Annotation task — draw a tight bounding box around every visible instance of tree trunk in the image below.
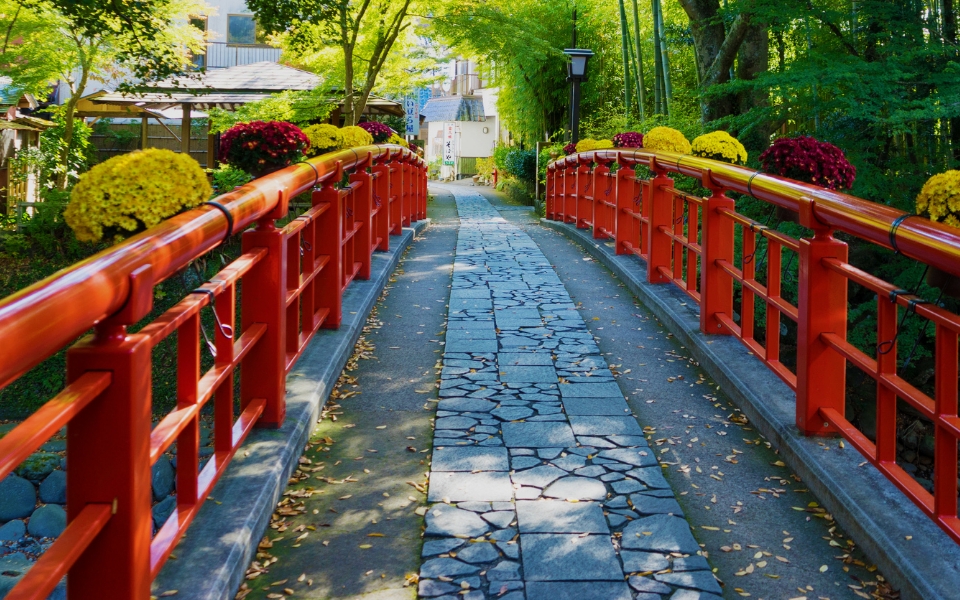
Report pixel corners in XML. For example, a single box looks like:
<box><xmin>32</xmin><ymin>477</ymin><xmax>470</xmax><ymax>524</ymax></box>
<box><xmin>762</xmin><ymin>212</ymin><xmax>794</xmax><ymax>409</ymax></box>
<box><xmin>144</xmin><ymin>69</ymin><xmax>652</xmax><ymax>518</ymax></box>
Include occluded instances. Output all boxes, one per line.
<box><xmin>651</xmin><ymin>0</ymin><xmax>663</xmax><ymax>113</ymax></box>
<box><xmin>656</xmin><ymin>0</ymin><xmax>672</xmax><ymax>117</ymax></box>
<box><xmin>618</xmin><ymin>0</ymin><xmax>633</xmax><ymax>119</ymax></box>
<box><xmin>735</xmin><ymin>22</ymin><xmax>770</xmax><ymax>147</ymax></box>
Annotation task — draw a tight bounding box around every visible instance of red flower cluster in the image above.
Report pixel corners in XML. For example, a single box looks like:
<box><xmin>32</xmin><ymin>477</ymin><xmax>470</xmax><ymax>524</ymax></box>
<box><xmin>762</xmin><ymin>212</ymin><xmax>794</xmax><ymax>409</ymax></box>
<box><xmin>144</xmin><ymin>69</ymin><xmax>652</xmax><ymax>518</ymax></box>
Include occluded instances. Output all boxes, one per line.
<box><xmin>612</xmin><ymin>131</ymin><xmax>643</xmax><ymax>148</ymax></box>
<box><xmin>759</xmin><ymin>136</ymin><xmax>856</xmax><ymax>190</ymax></box>
<box><xmin>220</xmin><ymin>121</ymin><xmax>310</xmax><ymax>176</ymax></box>
<box><xmin>408</xmin><ymin>141</ymin><xmax>420</xmax><ymax>154</ymax></box>
<box><xmin>357</xmin><ymin>121</ymin><xmax>394</xmax><ymax>143</ymax></box>
<box><xmin>563</xmin><ymin>142</ymin><xmax>577</xmax><ymax>155</ymax></box>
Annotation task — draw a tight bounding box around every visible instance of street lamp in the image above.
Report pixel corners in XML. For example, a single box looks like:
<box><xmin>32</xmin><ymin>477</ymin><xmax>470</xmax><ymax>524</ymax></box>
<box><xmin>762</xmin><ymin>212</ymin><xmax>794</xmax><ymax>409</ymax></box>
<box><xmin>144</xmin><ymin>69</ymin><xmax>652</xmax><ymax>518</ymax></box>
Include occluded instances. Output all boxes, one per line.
<box><xmin>564</xmin><ymin>48</ymin><xmax>593</xmax><ymax>145</ymax></box>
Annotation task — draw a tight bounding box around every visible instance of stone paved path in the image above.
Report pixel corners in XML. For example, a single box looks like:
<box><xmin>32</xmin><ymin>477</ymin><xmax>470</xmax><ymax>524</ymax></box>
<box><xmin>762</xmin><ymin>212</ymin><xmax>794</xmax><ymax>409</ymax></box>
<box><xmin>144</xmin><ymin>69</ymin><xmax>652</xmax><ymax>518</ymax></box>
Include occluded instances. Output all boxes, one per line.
<box><xmin>418</xmin><ymin>187</ymin><xmax>722</xmax><ymax>600</ymax></box>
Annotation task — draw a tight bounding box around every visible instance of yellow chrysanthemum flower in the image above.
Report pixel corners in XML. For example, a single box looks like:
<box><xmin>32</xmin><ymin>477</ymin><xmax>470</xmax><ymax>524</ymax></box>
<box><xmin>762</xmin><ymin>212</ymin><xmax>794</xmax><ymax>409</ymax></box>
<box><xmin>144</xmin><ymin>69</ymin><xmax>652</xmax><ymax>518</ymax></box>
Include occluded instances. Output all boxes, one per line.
<box><xmin>691</xmin><ymin>131</ymin><xmax>748</xmax><ymax>165</ymax></box>
<box><xmin>339</xmin><ymin>126</ymin><xmax>374</xmax><ymax>149</ymax></box>
<box><xmin>386</xmin><ymin>132</ymin><xmax>406</xmax><ymax>146</ymax></box>
<box><xmin>302</xmin><ymin>124</ymin><xmax>342</xmax><ymax>157</ymax></box>
<box><xmin>916</xmin><ymin>170</ymin><xmax>960</xmax><ymax>226</ymax></box>
<box><xmin>644</xmin><ymin>126</ymin><xmax>692</xmax><ymax>154</ymax></box>
<box><xmin>64</xmin><ymin>149</ymin><xmax>211</xmax><ymax>243</ymax></box>
<box><xmin>575</xmin><ymin>139</ymin><xmax>613</xmax><ymax>153</ymax></box>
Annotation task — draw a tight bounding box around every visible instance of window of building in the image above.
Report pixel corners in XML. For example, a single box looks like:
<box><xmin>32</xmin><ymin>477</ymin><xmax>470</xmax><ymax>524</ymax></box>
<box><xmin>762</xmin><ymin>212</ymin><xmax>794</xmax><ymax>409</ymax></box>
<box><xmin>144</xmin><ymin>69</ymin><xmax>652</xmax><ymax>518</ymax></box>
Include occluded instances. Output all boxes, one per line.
<box><xmin>227</xmin><ymin>15</ymin><xmax>265</xmax><ymax>45</ymax></box>
<box><xmin>189</xmin><ymin>16</ymin><xmax>207</xmax><ymax>68</ymax></box>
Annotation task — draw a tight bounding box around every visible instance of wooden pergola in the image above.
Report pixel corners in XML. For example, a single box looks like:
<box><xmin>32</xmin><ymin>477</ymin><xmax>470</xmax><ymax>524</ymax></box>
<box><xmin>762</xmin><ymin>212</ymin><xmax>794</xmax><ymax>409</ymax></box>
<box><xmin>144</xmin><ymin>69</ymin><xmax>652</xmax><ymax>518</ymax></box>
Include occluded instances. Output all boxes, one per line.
<box><xmin>81</xmin><ymin>62</ymin><xmax>404</xmax><ymax>168</ymax></box>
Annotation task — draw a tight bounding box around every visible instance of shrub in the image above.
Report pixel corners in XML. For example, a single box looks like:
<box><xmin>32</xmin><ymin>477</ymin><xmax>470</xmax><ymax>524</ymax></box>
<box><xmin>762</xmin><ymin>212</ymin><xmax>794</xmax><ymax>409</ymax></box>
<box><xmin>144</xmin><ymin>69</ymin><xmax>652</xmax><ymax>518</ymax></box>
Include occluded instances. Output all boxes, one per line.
<box><xmin>916</xmin><ymin>170</ymin><xmax>960</xmax><ymax>228</ymax></box>
<box><xmin>691</xmin><ymin>131</ymin><xmax>747</xmax><ymax>165</ymax></box>
<box><xmin>492</xmin><ymin>144</ymin><xmax>511</xmax><ymax>173</ymax></box>
<box><xmin>759</xmin><ymin>136</ymin><xmax>856</xmax><ymax>190</ymax></box>
<box><xmin>504</xmin><ymin>149</ymin><xmax>537</xmax><ymax>183</ymax></box>
<box><xmin>643</xmin><ymin>127</ymin><xmax>692</xmax><ymax>154</ymax></box>
<box><xmin>612</xmin><ymin>132</ymin><xmax>643</xmax><ymax>148</ymax></box>
<box><xmin>339</xmin><ymin>125</ymin><xmax>374</xmax><ymax>149</ymax></box>
<box><xmin>302</xmin><ymin>124</ymin><xmax>342</xmax><ymax>156</ymax></box>
<box><xmin>219</xmin><ymin>121</ymin><xmax>310</xmax><ymax>176</ymax></box>
<box><xmin>476</xmin><ymin>156</ymin><xmax>496</xmax><ymax>180</ymax></box>
<box><xmin>562</xmin><ymin>142</ymin><xmax>577</xmax><ymax>154</ymax></box>
<box><xmin>64</xmin><ymin>149</ymin><xmax>211</xmax><ymax>243</ymax></box>
<box><xmin>358</xmin><ymin>121</ymin><xmax>394</xmax><ymax>143</ymax></box>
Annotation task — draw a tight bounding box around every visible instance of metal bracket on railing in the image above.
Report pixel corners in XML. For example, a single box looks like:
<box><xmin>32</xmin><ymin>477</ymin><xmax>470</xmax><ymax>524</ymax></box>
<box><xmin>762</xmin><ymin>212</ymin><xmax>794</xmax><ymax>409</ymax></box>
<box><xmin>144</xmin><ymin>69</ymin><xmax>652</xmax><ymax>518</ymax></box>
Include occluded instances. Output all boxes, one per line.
<box><xmin>888</xmin><ymin>213</ymin><xmax>917</xmax><ymax>255</ymax></box>
<box><xmin>297</xmin><ymin>160</ymin><xmax>321</xmax><ymax>189</ymax></box>
<box><xmin>190</xmin><ymin>287</ymin><xmax>234</xmax><ymax>358</ymax></box>
<box><xmin>742</xmin><ymin>223</ymin><xmax>770</xmax><ymax>265</ymax></box>
<box><xmin>300</xmin><ymin>240</ymin><xmax>312</xmax><ymax>257</ymax></box>
<box><xmin>746</xmin><ymin>170</ymin><xmax>763</xmax><ymax>199</ymax></box>
<box><xmin>201</xmin><ymin>201</ymin><xmax>235</xmax><ymax>248</ymax></box>
<box><xmin>877</xmin><ymin>292</ymin><xmax>932</xmax><ymax>355</ymax></box>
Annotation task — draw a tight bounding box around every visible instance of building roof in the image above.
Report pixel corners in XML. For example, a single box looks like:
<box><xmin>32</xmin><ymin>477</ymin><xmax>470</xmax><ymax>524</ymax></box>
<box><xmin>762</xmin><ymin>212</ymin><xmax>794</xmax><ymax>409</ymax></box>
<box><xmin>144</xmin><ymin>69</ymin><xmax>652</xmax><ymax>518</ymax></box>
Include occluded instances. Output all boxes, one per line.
<box><xmin>88</xmin><ymin>62</ymin><xmax>404</xmax><ymax>116</ymax></box>
<box><xmin>422</xmin><ymin>96</ymin><xmax>486</xmax><ymax>123</ymax></box>
<box><xmin>146</xmin><ymin>62</ymin><xmax>321</xmax><ymax>93</ymax></box>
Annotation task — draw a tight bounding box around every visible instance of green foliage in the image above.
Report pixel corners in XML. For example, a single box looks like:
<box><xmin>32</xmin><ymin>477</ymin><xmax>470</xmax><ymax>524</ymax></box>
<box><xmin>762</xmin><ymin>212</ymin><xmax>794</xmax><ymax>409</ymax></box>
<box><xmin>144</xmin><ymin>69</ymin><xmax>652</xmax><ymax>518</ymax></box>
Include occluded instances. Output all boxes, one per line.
<box><xmin>504</xmin><ymin>149</ymin><xmax>537</xmax><ymax>183</ymax></box>
<box><xmin>209</xmin><ymin>165</ymin><xmax>254</xmax><ymax>194</ymax></box>
<box><xmin>492</xmin><ymin>144</ymin><xmax>511</xmax><ymax>173</ymax></box>
<box><xmin>91</xmin><ymin>119</ymin><xmax>140</xmax><ymax>151</ymax></box>
<box><xmin>208</xmin><ymin>88</ymin><xmax>336</xmax><ymax>134</ymax></box>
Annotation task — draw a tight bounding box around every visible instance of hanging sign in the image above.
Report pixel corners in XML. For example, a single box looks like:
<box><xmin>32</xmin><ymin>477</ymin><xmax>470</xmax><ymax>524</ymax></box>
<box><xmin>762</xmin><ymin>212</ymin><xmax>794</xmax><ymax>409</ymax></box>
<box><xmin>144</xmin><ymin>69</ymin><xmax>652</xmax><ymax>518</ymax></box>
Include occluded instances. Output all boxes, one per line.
<box><xmin>404</xmin><ymin>96</ymin><xmax>418</xmax><ymax>136</ymax></box>
<box><xmin>443</xmin><ymin>123</ymin><xmax>456</xmax><ymax>166</ymax></box>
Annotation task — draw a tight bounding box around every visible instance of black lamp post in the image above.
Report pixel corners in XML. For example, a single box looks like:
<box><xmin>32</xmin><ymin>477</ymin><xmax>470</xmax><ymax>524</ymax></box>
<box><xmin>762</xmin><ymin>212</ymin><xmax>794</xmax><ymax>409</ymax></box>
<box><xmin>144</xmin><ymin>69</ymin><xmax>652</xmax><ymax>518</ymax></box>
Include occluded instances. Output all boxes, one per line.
<box><xmin>564</xmin><ymin>48</ymin><xmax>594</xmax><ymax>145</ymax></box>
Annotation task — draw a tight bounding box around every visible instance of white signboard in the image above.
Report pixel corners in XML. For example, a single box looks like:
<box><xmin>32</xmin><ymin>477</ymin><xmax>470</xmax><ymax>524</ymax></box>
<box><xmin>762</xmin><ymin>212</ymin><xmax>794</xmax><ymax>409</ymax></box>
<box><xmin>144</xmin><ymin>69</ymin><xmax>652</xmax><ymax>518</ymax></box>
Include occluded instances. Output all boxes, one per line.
<box><xmin>404</xmin><ymin>96</ymin><xmax>418</xmax><ymax>136</ymax></box>
<box><xmin>443</xmin><ymin>123</ymin><xmax>456</xmax><ymax>166</ymax></box>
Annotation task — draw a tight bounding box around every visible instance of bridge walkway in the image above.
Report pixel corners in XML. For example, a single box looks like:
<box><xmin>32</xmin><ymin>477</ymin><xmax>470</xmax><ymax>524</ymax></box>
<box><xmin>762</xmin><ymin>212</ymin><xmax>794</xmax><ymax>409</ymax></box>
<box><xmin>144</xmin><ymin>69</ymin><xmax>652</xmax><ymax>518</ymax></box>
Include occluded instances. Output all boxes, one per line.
<box><xmin>235</xmin><ymin>183</ymin><xmax>893</xmax><ymax>600</ymax></box>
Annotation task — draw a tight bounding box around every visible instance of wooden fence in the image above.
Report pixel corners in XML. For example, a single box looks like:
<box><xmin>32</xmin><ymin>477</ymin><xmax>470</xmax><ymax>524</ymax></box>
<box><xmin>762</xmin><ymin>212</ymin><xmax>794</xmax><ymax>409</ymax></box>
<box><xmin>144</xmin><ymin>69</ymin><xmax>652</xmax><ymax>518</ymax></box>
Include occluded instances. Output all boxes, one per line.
<box><xmin>89</xmin><ymin>123</ymin><xmax>212</xmax><ymax>166</ymax></box>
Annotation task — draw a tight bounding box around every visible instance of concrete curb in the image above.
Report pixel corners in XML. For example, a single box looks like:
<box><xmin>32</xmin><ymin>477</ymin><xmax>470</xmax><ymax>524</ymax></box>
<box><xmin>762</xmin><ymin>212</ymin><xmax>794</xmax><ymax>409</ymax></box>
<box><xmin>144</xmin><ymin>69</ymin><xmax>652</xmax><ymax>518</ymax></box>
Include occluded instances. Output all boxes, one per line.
<box><xmin>541</xmin><ymin>218</ymin><xmax>960</xmax><ymax>600</ymax></box>
<box><xmin>153</xmin><ymin>220</ymin><xmax>429</xmax><ymax>600</ymax></box>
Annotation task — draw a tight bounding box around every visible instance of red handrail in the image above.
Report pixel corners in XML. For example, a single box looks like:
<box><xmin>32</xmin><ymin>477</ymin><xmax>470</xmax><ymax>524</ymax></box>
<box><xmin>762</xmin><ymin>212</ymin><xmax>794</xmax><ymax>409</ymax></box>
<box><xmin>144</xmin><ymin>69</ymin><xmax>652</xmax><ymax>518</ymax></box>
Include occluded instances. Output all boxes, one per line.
<box><xmin>552</xmin><ymin>149</ymin><xmax>960</xmax><ymax>277</ymax></box>
<box><xmin>0</xmin><ymin>144</ymin><xmax>426</xmax><ymax>599</ymax></box>
<box><xmin>547</xmin><ymin>149</ymin><xmax>960</xmax><ymax>544</ymax></box>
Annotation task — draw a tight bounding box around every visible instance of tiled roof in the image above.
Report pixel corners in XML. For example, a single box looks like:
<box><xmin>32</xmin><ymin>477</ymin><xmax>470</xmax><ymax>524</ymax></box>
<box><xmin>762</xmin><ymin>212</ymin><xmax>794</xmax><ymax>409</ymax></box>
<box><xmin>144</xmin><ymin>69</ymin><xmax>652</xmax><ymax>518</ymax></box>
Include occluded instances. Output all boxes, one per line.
<box><xmin>148</xmin><ymin>62</ymin><xmax>321</xmax><ymax>92</ymax></box>
<box><xmin>422</xmin><ymin>96</ymin><xmax>486</xmax><ymax>123</ymax></box>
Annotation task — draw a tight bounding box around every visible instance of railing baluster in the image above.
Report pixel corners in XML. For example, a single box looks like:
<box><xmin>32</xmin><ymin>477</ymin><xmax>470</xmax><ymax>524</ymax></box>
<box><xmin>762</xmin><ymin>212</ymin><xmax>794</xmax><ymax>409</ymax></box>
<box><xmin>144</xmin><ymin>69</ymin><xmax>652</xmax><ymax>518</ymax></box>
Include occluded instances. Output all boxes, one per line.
<box><xmin>796</xmin><ymin>201</ymin><xmax>849</xmax><ymax>436</ymax></box>
<box><xmin>699</xmin><ymin>172</ymin><xmax>735</xmax><ymax>334</ymax></box>
<box><xmin>646</xmin><ymin>159</ymin><xmax>673</xmax><ymax>284</ymax></box>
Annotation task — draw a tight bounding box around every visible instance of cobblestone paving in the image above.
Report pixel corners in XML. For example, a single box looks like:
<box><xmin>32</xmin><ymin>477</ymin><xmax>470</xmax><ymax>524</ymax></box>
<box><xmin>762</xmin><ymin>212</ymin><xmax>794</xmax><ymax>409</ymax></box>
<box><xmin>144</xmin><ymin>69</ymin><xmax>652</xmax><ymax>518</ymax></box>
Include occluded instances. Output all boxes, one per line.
<box><xmin>418</xmin><ymin>188</ymin><xmax>722</xmax><ymax>600</ymax></box>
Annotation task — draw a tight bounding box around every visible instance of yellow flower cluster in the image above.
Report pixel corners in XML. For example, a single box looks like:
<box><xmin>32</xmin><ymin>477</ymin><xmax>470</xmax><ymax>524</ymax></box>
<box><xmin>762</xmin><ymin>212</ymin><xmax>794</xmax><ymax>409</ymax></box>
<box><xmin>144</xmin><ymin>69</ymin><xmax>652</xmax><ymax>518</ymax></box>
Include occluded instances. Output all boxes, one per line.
<box><xmin>692</xmin><ymin>131</ymin><xmax>748</xmax><ymax>165</ymax></box>
<box><xmin>916</xmin><ymin>170</ymin><xmax>960</xmax><ymax>229</ymax></box>
<box><xmin>575</xmin><ymin>139</ymin><xmax>614</xmax><ymax>152</ymax></box>
<box><xmin>65</xmin><ymin>149</ymin><xmax>211</xmax><ymax>243</ymax></box>
<box><xmin>339</xmin><ymin>126</ymin><xmax>374</xmax><ymax>149</ymax></box>
<box><xmin>302</xmin><ymin>124</ymin><xmax>342</xmax><ymax>157</ymax></box>
<box><xmin>644</xmin><ymin>127</ymin><xmax>692</xmax><ymax>154</ymax></box>
<box><xmin>386</xmin><ymin>132</ymin><xmax>406</xmax><ymax>145</ymax></box>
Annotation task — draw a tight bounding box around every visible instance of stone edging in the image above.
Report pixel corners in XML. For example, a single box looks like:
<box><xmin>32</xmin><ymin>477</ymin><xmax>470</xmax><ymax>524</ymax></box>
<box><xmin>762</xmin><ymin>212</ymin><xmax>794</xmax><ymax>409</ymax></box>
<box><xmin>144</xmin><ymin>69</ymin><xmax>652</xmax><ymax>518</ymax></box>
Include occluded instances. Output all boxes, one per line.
<box><xmin>153</xmin><ymin>220</ymin><xmax>429</xmax><ymax>599</ymax></box>
<box><xmin>541</xmin><ymin>218</ymin><xmax>960</xmax><ymax>600</ymax></box>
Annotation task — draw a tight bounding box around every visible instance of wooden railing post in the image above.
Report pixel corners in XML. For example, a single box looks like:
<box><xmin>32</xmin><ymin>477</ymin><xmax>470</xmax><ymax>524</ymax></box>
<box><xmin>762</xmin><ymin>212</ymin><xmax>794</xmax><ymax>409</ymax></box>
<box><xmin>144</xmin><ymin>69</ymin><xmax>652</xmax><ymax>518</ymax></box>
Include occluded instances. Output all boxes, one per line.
<box><xmin>240</xmin><ymin>190</ymin><xmax>289</xmax><ymax>427</ymax></box>
<box><xmin>646</xmin><ymin>158</ymin><xmax>674</xmax><ymax>283</ymax></box>
<box><xmin>65</xmin><ymin>266</ymin><xmax>154</xmax><ymax>598</ymax></box>
<box><xmin>796</xmin><ymin>198</ymin><xmax>848</xmax><ymax>435</ymax></box>
<box><xmin>575</xmin><ymin>158</ymin><xmax>592</xmax><ymax>229</ymax></box>
<box><xmin>372</xmin><ymin>155</ymin><xmax>391</xmax><ymax>251</ymax></box>
<box><xmin>351</xmin><ymin>154</ymin><xmax>373</xmax><ymax>280</ymax></box>
<box><xmin>592</xmin><ymin>157</ymin><xmax>613</xmax><ymax>239</ymax></box>
<box><xmin>389</xmin><ymin>156</ymin><xmax>402</xmax><ymax>235</ymax></box>
<box><xmin>699</xmin><ymin>170</ymin><xmax>736</xmax><ymax>334</ymax></box>
<box><xmin>545</xmin><ymin>166</ymin><xmax>556</xmax><ymax>221</ymax></box>
<box><xmin>615</xmin><ymin>158</ymin><xmax>639</xmax><ymax>255</ymax></box>
<box><xmin>316</xmin><ymin>166</ymin><xmax>344</xmax><ymax>328</ymax></box>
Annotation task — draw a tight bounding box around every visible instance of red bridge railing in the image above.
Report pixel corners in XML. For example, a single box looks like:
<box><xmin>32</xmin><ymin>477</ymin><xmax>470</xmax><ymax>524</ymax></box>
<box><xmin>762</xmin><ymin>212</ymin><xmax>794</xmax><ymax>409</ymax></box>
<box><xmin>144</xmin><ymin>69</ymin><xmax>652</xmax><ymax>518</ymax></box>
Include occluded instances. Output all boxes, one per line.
<box><xmin>547</xmin><ymin>149</ymin><xmax>960</xmax><ymax>544</ymax></box>
<box><xmin>0</xmin><ymin>145</ymin><xmax>426</xmax><ymax>599</ymax></box>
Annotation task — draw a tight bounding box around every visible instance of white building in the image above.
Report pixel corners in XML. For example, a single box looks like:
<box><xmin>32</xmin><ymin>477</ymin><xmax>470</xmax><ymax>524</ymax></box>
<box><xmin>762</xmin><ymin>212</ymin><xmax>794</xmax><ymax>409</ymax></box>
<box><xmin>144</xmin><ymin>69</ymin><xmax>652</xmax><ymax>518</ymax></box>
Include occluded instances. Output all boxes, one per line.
<box><xmin>421</xmin><ymin>59</ymin><xmax>507</xmax><ymax>180</ymax></box>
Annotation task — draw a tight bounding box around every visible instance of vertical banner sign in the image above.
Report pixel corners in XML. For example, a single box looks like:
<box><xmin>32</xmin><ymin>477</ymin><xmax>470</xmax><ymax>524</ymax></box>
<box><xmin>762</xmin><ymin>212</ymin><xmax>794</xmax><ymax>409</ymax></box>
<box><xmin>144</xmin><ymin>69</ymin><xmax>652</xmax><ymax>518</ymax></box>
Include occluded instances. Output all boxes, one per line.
<box><xmin>443</xmin><ymin>123</ymin><xmax>456</xmax><ymax>166</ymax></box>
<box><xmin>404</xmin><ymin>96</ymin><xmax>418</xmax><ymax>136</ymax></box>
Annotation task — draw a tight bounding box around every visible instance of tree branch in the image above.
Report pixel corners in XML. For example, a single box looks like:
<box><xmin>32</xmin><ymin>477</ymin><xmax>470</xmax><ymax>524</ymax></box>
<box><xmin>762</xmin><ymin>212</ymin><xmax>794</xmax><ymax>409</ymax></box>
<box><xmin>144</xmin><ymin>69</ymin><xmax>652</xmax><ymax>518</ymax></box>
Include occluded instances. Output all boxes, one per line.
<box><xmin>702</xmin><ymin>12</ymin><xmax>752</xmax><ymax>87</ymax></box>
<box><xmin>2</xmin><ymin>2</ymin><xmax>22</xmax><ymax>55</ymax></box>
<box><xmin>803</xmin><ymin>0</ymin><xmax>859</xmax><ymax>57</ymax></box>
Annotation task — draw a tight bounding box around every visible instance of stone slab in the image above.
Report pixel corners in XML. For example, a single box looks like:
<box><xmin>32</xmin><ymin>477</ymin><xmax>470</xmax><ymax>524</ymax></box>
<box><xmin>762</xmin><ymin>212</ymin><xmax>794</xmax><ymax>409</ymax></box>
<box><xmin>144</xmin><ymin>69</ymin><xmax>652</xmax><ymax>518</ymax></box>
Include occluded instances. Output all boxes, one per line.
<box><xmin>499</xmin><ymin>366</ymin><xmax>557</xmax><ymax>384</ymax></box>
<box><xmin>432</xmin><ymin>446</ymin><xmax>509</xmax><ymax>472</ymax></box>
<box><xmin>561</xmin><ymin>396</ymin><xmax>631</xmax><ymax>416</ymax></box>
<box><xmin>521</xmin><ymin>534</ymin><xmax>624</xmax><ymax>581</ymax></box>
<box><xmin>428</xmin><ymin>472</ymin><xmax>514</xmax><ymax>502</ymax></box>
<box><xmin>499</xmin><ymin>353</ymin><xmax>554</xmax><ymax>366</ymax></box>
<box><xmin>558</xmin><ymin>382</ymin><xmax>624</xmax><ymax>398</ymax></box>
<box><xmin>568</xmin><ymin>416</ymin><xmax>644</xmax><ymax>436</ymax></box>
<box><xmin>525</xmin><ymin>582</ymin><xmax>632</xmax><ymax>600</ymax></box>
<box><xmin>515</xmin><ymin>500</ymin><xmax>609</xmax><ymax>534</ymax></box>
<box><xmin>502</xmin><ymin>422</ymin><xmax>576</xmax><ymax>448</ymax></box>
